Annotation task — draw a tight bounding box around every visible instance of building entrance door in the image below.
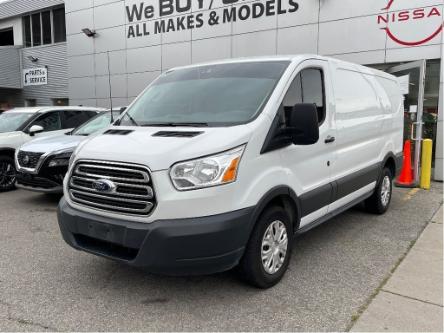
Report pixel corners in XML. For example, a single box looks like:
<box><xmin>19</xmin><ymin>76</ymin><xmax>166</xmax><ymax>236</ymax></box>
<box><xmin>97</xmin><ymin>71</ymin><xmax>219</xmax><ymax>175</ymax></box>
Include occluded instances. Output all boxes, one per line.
<box><xmin>387</xmin><ymin>60</ymin><xmax>426</xmax><ymax>184</ymax></box>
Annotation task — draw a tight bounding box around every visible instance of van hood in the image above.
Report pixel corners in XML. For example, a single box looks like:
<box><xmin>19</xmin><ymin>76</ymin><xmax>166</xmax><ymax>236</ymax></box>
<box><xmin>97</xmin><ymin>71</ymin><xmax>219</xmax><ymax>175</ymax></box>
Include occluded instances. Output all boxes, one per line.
<box><xmin>75</xmin><ymin>126</ymin><xmax>253</xmax><ymax>171</ymax></box>
<box><xmin>20</xmin><ymin>134</ymin><xmax>85</xmax><ymax>154</ymax></box>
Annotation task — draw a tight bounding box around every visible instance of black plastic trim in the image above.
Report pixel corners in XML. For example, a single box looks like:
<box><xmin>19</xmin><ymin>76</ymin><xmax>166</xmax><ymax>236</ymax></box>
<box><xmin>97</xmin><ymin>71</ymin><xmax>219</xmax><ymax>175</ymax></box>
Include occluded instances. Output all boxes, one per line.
<box><xmin>299</xmin><ymin>183</ymin><xmax>333</xmax><ymax>217</ymax></box>
<box><xmin>152</xmin><ymin>131</ymin><xmax>204</xmax><ymax>138</ymax></box>
<box><xmin>335</xmin><ymin>164</ymin><xmax>379</xmax><ymax>201</ymax></box>
<box><xmin>299</xmin><ymin>162</ymin><xmax>380</xmax><ymax>218</ymax></box>
<box><xmin>394</xmin><ymin>152</ymin><xmax>403</xmax><ymax>176</ymax></box>
<box><xmin>296</xmin><ymin>191</ymin><xmax>373</xmax><ymax>235</ymax></box>
<box><xmin>260</xmin><ymin>107</ymin><xmax>292</xmax><ymax>154</ymax></box>
<box><xmin>250</xmin><ymin>185</ymin><xmax>302</xmax><ymax>231</ymax></box>
<box><xmin>58</xmin><ymin>198</ymin><xmax>255</xmax><ymax>275</ymax></box>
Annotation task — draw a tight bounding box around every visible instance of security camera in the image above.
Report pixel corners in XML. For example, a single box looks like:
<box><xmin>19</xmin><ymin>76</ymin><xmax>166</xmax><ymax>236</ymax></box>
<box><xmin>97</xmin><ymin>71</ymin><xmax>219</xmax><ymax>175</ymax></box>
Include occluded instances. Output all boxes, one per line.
<box><xmin>27</xmin><ymin>56</ymin><xmax>39</xmax><ymax>63</ymax></box>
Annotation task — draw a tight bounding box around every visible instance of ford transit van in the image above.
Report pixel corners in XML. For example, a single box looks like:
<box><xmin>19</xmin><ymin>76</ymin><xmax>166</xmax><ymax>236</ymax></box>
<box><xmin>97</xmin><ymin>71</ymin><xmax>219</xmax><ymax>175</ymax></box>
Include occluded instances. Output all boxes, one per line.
<box><xmin>57</xmin><ymin>55</ymin><xmax>403</xmax><ymax>288</ymax></box>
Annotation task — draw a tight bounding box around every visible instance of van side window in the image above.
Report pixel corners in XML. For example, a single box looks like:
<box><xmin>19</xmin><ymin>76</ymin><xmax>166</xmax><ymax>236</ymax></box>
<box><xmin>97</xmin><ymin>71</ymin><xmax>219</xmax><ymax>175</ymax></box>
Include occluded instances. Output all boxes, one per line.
<box><xmin>283</xmin><ymin>68</ymin><xmax>326</xmax><ymax>124</ymax></box>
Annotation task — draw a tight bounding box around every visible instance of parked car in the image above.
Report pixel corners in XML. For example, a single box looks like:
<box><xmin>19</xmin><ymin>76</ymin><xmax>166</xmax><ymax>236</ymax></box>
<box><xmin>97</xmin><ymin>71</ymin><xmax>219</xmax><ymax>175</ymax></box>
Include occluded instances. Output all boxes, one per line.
<box><xmin>0</xmin><ymin>106</ymin><xmax>105</xmax><ymax>192</ymax></box>
<box><xmin>57</xmin><ymin>55</ymin><xmax>404</xmax><ymax>288</ymax></box>
<box><xmin>15</xmin><ymin>109</ymin><xmax>124</xmax><ymax>194</ymax></box>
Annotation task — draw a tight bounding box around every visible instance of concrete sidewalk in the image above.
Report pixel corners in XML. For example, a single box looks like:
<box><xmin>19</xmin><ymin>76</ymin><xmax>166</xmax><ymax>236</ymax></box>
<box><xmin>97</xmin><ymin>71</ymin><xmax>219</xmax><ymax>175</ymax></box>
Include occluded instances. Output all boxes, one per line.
<box><xmin>351</xmin><ymin>204</ymin><xmax>443</xmax><ymax>332</ymax></box>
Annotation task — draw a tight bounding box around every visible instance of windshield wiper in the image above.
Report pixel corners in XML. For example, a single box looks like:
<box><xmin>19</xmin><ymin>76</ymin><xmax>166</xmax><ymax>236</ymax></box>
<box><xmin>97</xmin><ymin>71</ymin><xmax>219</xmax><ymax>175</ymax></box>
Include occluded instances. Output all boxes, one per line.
<box><xmin>127</xmin><ymin>114</ymin><xmax>140</xmax><ymax>126</ymax></box>
<box><xmin>142</xmin><ymin>122</ymin><xmax>209</xmax><ymax>127</ymax></box>
<box><xmin>116</xmin><ymin>114</ymin><xmax>139</xmax><ymax>126</ymax></box>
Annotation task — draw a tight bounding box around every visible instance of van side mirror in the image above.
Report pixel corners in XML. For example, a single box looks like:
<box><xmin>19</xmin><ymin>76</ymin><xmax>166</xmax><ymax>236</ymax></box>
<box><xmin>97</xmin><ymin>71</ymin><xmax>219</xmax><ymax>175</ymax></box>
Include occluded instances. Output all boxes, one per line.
<box><xmin>28</xmin><ymin>125</ymin><xmax>44</xmax><ymax>136</ymax></box>
<box><xmin>288</xmin><ymin>103</ymin><xmax>319</xmax><ymax>145</ymax></box>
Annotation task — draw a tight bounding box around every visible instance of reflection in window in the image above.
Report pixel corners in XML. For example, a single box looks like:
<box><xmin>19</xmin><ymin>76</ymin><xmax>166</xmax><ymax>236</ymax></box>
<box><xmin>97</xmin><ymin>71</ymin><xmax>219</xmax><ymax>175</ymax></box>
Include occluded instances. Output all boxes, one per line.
<box><xmin>42</xmin><ymin>11</ymin><xmax>52</xmax><ymax>45</ymax></box>
<box><xmin>53</xmin><ymin>7</ymin><xmax>66</xmax><ymax>43</ymax></box>
<box><xmin>31</xmin><ymin>13</ymin><xmax>41</xmax><ymax>46</ymax></box>
<box><xmin>23</xmin><ymin>16</ymin><xmax>31</xmax><ymax>47</ymax></box>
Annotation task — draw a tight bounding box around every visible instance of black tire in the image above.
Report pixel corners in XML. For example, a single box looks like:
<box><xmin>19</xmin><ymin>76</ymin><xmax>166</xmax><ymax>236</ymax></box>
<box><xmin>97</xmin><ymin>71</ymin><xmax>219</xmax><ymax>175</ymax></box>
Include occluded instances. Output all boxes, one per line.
<box><xmin>365</xmin><ymin>167</ymin><xmax>393</xmax><ymax>214</ymax></box>
<box><xmin>238</xmin><ymin>205</ymin><xmax>293</xmax><ymax>289</ymax></box>
<box><xmin>0</xmin><ymin>155</ymin><xmax>17</xmax><ymax>192</ymax></box>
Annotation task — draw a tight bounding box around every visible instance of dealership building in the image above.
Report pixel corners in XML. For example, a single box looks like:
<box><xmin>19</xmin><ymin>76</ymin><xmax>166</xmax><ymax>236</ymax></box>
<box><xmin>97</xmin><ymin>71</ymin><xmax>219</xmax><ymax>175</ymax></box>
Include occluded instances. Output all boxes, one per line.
<box><xmin>0</xmin><ymin>0</ymin><xmax>443</xmax><ymax>179</ymax></box>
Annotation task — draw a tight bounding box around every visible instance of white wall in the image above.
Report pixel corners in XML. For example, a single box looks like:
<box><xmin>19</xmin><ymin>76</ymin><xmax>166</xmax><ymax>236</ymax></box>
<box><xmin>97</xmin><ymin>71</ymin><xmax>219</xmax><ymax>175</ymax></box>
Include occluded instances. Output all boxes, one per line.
<box><xmin>0</xmin><ymin>17</ymin><xmax>23</xmax><ymax>46</ymax></box>
<box><xmin>65</xmin><ymin>0</ymin><xmax>444</xmax><ymax>106</ymax></box>
<box><xmin>64</xmin><ymin>0</ymin><xmax>444</xmax><ymax>179</ymax></box>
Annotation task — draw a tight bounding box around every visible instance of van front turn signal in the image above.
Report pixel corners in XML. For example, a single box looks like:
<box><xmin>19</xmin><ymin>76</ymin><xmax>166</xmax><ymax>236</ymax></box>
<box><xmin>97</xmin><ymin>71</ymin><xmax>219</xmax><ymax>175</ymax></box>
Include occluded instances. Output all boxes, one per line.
<box><xmin>170</xmin><ymin>145</ymin><xmax>245</xmax><ymax>190</ymax></box>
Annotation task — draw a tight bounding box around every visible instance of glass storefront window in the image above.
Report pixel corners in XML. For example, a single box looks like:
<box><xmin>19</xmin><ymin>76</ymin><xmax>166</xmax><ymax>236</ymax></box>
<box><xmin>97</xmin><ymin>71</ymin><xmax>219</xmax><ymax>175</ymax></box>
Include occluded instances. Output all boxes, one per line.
<box><xmin>423</xmin><ymin>60</ymin><xmax>440</xmax><ymax>165</ymax></box>
<box><xmin>369</xmin><ymin>59</ymin><xmax>441</xmax><ymax>167</ymax></box>
<box><xmin>22</xmin><ymin>6</ymin><xmax>66</xmax><ymax>47</ymax></box>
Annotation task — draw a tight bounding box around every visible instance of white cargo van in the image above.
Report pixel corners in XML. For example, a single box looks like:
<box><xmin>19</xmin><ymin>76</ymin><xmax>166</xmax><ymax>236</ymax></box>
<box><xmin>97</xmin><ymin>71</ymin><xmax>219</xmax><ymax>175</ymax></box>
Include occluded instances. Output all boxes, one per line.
<box><xmin>57</xmin><ymin>55</ymin><xmax>403</xmax><ymax>288</ymax></box>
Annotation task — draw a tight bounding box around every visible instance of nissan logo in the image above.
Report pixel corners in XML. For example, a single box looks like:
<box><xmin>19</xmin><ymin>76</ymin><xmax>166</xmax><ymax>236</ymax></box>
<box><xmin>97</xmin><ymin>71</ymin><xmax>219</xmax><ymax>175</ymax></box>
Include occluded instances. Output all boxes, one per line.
<box><xmin>22</xmin><ymin>155</ymin><xmax>30</xmax><ymax>165</ymax></box>
<box><xmin>91</xmin><ymin>179</ymin><xmax>116</xmax><ymax>193</ymax></box>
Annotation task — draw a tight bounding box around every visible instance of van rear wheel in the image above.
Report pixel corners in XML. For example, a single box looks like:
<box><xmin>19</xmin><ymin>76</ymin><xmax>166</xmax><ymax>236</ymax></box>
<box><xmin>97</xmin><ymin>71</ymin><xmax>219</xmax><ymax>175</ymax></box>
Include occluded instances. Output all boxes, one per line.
<box><xmin>238</xmin><ymin>205</ymin><xmax>293</xmax><ymax>288</ymax></box>
<box><xmin>365</xmin><ymin>167</ymin><xmax>393</xmax><ymax>214</ymax></box>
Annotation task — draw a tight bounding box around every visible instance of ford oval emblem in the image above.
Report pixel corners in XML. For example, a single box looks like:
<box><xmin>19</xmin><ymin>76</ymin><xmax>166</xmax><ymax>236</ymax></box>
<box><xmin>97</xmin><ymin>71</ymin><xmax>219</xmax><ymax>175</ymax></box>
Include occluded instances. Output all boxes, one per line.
<box><xmin>91</xmin><ymin>179</ymin><xmax>115</xmax><ymax>193</ymax></box>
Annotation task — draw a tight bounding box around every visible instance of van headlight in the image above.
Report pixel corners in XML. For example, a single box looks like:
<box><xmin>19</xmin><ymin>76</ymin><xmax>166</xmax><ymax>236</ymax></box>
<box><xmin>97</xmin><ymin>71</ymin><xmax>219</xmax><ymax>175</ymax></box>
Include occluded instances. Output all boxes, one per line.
<box><xmin>170</xmin><ymin>145</ymin><xmax>245</xmax><ymax>190</ymax></box>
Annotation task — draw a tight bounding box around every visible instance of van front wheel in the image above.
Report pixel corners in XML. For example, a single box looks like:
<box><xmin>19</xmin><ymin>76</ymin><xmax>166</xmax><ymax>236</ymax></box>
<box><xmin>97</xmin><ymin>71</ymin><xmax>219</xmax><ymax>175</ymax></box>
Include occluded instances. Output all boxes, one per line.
<box><xmin>238</xmin><ymin>206</ymin><xmax>293</xmax><ymax>288</ymax></box>
<box><xmin>365</xmin><ymin>167</ymin><xmax>393</xmax><ymax>214</ymax></box>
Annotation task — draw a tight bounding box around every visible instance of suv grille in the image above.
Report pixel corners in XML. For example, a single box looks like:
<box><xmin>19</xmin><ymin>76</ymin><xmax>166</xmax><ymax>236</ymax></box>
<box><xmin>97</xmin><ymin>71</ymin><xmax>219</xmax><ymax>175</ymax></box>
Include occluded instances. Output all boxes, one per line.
<box><xmin>68</xmin><ymin>161</ymin><xmax>155</xmax><ymax>216</ymax></box>
<box><xmin>17</xmin><ymin>151</ymin><xmax>44</xmax><ymax>169</ymax></box>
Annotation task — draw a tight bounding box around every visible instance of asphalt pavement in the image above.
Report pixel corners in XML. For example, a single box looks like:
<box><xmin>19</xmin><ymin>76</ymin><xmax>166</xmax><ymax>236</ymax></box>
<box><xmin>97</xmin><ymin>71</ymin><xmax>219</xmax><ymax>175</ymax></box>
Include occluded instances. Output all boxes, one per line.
<box><xmin>0</xmin><ymin>184</ymin><xmax>442</xmax><ymax>331</ymax></box>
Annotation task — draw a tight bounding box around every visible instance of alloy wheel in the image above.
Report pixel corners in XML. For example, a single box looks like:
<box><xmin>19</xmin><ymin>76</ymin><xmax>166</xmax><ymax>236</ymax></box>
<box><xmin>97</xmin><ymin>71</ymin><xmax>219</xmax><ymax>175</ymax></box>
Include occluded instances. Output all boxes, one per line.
<box><xmin>0</xmin><ymin>160</ymin><xmax>16</xmax><ymax>189</ymax></box>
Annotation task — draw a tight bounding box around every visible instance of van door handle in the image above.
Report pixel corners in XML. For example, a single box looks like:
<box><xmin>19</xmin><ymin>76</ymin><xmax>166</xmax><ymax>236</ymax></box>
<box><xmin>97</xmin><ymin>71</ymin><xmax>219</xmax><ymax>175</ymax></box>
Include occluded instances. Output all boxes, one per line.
<box><xmin>325</xmin><ymin>136</ymin><xmax>335</xmax><ymax>144</ymax></box>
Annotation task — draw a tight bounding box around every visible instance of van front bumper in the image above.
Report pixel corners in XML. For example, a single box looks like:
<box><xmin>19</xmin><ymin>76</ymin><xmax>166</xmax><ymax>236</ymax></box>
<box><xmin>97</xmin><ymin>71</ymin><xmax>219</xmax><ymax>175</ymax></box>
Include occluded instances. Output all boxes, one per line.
<box><xmin>57</xmin><ymin>198</ymin><xmax>255</xmax><ymax>275</ymax></box>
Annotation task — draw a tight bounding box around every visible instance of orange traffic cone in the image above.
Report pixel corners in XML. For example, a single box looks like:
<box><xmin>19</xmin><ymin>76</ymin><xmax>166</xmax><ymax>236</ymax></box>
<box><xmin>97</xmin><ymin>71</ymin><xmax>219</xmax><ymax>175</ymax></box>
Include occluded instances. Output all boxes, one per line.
<box><xmin>395</xmin><ymin>140</ymin><xmax>415</xmax><ymax>188</ymax></box>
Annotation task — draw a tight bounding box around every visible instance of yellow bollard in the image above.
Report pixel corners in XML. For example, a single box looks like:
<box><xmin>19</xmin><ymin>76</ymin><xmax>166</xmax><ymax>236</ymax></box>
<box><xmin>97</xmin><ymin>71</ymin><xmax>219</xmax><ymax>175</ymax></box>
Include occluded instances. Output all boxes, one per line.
<box><xmin>420</xmin><ymin>139</ymin><xmax>433</xmax><ymax>190</ymax></box>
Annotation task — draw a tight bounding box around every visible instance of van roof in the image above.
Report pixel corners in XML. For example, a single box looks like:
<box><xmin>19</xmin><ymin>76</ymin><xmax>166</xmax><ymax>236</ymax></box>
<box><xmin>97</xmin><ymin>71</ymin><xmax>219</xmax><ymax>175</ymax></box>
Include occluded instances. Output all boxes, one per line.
<box><xmin>169</xmin><ymin>54</ymin><xmax>398</xmax><ymax>82</ymax></box>
<box><xmin>7</xmin><ymin>106</ymin><xmax>106</xmax><ymax>114</ymax></box>
<box><xmin>168</xmin><ymin>54</ymin><xmax>316</xmax><ymax>71</ymax></box>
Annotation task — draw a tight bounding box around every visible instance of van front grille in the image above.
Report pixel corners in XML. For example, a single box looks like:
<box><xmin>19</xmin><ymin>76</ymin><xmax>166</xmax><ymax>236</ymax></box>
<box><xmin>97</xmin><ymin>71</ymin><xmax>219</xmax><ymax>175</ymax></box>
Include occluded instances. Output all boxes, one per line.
<box><xmin>68</xmin><ymin>160</ymin><xmax>155</xmax><ymax>216</ymax></box>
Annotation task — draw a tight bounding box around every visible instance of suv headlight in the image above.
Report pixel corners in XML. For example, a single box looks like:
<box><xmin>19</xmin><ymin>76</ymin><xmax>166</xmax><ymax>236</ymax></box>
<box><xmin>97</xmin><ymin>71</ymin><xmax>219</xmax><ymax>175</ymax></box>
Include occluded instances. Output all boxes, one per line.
<box><xmin>170</xmin><ymin>145</ymin><xmax>245</xmax><ymax>190</ymax></box>
<box><xmin>48</xmin><ymin>150</ymin><xmax>73</xmax><ymax>168</ymax></box>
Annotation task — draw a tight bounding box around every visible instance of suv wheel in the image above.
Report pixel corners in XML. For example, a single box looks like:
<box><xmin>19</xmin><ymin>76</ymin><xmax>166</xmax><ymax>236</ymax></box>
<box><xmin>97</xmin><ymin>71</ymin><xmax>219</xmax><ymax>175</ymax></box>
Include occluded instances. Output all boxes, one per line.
<box><xmin>238</xmin><ymin>205</ymin><xmax>293</xmax><ymax>288</ymax></box>
<box><xmin>365</xmin><ymin>167</ymin><xmax>393</xmax><ymax>214</ymax></box>
<box><xmin>0</xmin><ymin>156</ymin><xmax>17</xmax><ymax>192</ymax></box>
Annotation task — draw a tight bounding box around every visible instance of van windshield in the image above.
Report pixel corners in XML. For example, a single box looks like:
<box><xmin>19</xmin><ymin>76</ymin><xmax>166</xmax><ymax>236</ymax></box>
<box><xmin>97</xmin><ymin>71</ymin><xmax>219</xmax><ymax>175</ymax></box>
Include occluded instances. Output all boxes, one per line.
<box><xmin>119</xmin><ymin>61</ymin><xmax>290</xmax><ymax>127</ymax></box>
<box><xmin>0</xmin><ymin>112</ymin><xmax>34</xmax><ymax>133</ymax></box>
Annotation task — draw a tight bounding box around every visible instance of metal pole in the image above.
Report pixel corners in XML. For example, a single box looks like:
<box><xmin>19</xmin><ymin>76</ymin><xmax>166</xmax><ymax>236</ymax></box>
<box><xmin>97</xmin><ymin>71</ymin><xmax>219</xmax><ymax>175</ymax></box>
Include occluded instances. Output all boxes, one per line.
<box><xmin>107</xmin><ymin>51</ymin><xmax>114</xmax><ymax>123</ymax></box>
<box><xmin>413</xmin><ymin>60</ymin><xmax>426</xmax><ymax>184</ymax></box>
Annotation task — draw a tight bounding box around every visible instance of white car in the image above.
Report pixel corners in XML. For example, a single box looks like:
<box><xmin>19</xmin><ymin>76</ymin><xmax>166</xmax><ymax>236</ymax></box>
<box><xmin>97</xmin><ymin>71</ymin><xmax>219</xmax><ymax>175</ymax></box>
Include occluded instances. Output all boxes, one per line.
<box><xmin>57</xmin><ymin>55</ymin><xmax>404</xmax><ymax>288</ymax></box>
<box><xmin>0</xmin><ymin>106</ymin><xmax>105</xmax><ymax>191</ymax></box>
<box><xmin>15</xmin><ymin>109</ymin><xmax>124</xmax><ymax>194</ymax></box>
